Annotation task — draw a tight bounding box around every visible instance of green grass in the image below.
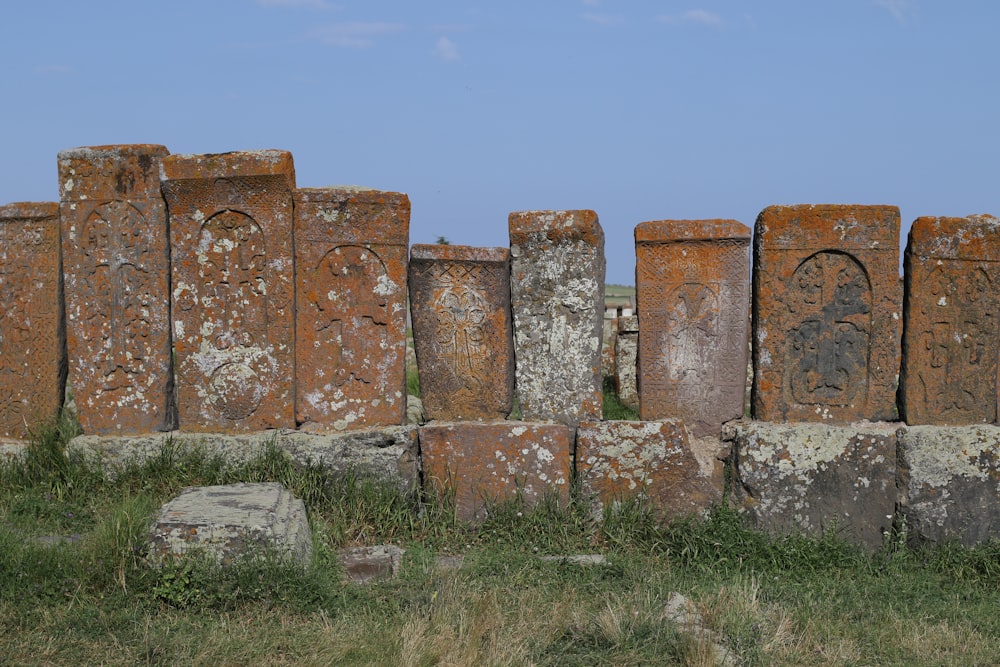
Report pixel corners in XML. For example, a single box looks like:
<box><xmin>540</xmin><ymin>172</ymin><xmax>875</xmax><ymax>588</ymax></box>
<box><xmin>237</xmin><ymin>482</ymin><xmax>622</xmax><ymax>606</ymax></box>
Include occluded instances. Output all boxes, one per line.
<box><xmin>2</xmin><ymin>413</ymin><xmax>1000</xmax><ymax>665</ymax></box>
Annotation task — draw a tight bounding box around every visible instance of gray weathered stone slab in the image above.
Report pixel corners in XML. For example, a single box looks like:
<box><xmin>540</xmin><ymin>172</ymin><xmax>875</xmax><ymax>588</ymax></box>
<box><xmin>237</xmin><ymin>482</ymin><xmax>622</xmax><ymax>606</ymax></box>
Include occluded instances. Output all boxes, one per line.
<box><xmin>899</xmin><ymin>425</ymin><xmax>1000</xmax><ymax>546</ymax></box>
<box><xmin>727</xmin><ymin>419</ymin><xmax>898</xmax><ymax>550</ymax></box>
<box><xmin>148</xmin><ymin>482</ymin><xmax>311</xmax><ymax>566</ymax></box>
<box><xmin>509</xmin><ymin>210</ymin><xmax>606</xmax><ymax>426</ymax></box>
<box><xmin>339</xmin><ymin>544</ymin><xmax>405</xmax><ymax>584</ymax></box>
<box><xmin>614</xmin><ymin>315</ymin><xmax>639</xmax><ymax>410</ymax></box>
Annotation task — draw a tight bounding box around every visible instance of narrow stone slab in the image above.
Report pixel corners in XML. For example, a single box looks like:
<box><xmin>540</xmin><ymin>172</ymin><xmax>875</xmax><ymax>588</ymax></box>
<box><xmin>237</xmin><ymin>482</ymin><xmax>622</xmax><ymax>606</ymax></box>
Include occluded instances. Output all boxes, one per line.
<box><xmin>419</xmin><ymin>421</ymin><xmax>572</xmax><ymax>522</ymax></box>
<box><xmin>0</xmin><ymin>202</ymin><xmax>65</xmax><ymax>440</ymax></box>
<box><xmin>59</xmin><ymin>144</ymin><xmax>173</xmax><ymax>434</ymax></box>
<box><xmin>409</xmin><ymin>244</ymin><xmax>514</xmax><ymax>421</ymax></box>
<box><xmin>148</xmin><ymin>482</ymin><xmax>311</xmax><ymax>566</ymax></box>
<box><xmin>161</xmin><ymin>151</ymin><xmax>296</xmax><ymax>432</ymax></box>
<box><xmin>899</xmin><ymin>425</ymin><xmax>1000</xmax><ymax>546</ymax></box>
<box><xmin>339</xmin><ymin>545</ymin><xmax>405</xmax><ymax>584</ymax></box>
<box><xmin>614</xmin><ymin>315</ymin><xmax>639</xmax><ymax>410</ymax></box>
<box><xmin>509</xmin><ymin>210</ymin><xmax>605</xmax><ymax>426</ymax></box>
<box><xmin>635</xmin><ymin>220</ymin><xmax>750</xmax><ymax>437</ymax></box>
<box><xmin>727</xmin><ymin>420</ymin><xmax>898</xmax><ymax>550</ymax></box>
<box><xmin>601</xmin><ymin>315</ymin><xmax>618</xmax><ymax>379</ymax></box>
<box><xmin>752</xmin><ymin>205</ymin><xmax>902</xmax><ymax>423</ymax></box>
<box><xmin>901</xmin><ymin>215</ymin><xmax>1000</xmax><ymax>425</ymax></box>
<box><xmin>294</xmin><ymin>187</ymin><xmax>410</xmax><ymax>431</ymax></box>
<box><xmin>576</xmin><ymin>420</ymin><xmax>723</xmax><ymax>520</ymax></box>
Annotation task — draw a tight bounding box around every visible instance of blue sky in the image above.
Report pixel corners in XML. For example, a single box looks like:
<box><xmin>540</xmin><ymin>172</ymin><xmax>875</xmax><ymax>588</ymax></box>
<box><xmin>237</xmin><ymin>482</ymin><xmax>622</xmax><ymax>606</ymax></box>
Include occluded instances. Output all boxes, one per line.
<box><xmin>2</xmin><ymin>1</ymin><xmax>997</xmax><ymax>284</ymax></box>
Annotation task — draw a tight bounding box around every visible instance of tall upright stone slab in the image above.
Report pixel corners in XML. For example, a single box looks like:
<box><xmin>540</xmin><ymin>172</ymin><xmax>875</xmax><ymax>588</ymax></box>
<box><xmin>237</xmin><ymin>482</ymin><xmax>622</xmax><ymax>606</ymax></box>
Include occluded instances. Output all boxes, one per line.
<box><xmin>635</xmin><ymin>220</ymin><xmax>750</xmax><ymax>437</ymax></box>
<box><xmin>752</xmin><ymin>205</ymin><xmax>902</xmax><ymax>423</ymax></box>
<box><xmin>294</xmin><ymin>187</ymin><xmax>410</xmax><ymax>432</ymax></box>
<box><xmin>59</xmin><ymin>145</ymin><xmax>173</xmax><ymax>434</ymax></box>
<box><xmin>509</xmin><ymin>210</ymin><xmax>605</xmax><ymax>425</ymax></box>
<box><xmin>901</xmin><ymin>215</ymin><xmax>1000</xmax><ymax>425</ymax></box>
<box><xmin>161</xmin><ymin>151</ymin><xmax>296</xmax><ymax>432</ymax></box>
<box><xmin>409</xmin><ymin>245</ymin><xmax>514</xmax><ymax>421</ymax></box>
<box><xmin>0</xmin><ymin>203</ymin><xmax>65</xmax><ymax>440</ymax></box>
<box><xmin>615</xmin><ymin>315</ymin><xmax>639</xmax><ymax>411</ymax></box>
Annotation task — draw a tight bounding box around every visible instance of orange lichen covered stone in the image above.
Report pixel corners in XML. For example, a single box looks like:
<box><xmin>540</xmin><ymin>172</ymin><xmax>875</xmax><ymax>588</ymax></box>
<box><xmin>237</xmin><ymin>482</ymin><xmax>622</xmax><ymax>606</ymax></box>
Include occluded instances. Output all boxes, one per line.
<box><xmin>161</xmin><ymin>151</ymin><xmax>296</xmax><ymax>432</ymax></box>
<box><xmin>294</xmin><ymin>187</ymin><xmax>410</xmax><ymax>431</ymax></box>
<box><xmin>0</xmin><ymin>203</ymin><xmax>65</xmax><ymax>440</ymax></box>
<box><xmin>901</xmin><ymin>215</ymin><xmax>1000</xmax><ymax>425</ymax></box>
<box><xmin>576</xmin><ymin>420</ymin><xmax>722</xmax><ymax>520</ymax></box>
<box><xmin>508</xmin><ymin>210</ymin><xmax>605</xmax><ymax>426</ymax></box>
<box><xmin>752</xmin><ymin>205</ymin><xmax>901</xmax><ymax>423</ymax></box>
<box><xmin>419</xmin><ymin>422</ymin><xmax>572</xmax><ymax>521</ymax></box>
<box><xmin>409</xmin><ymin>244</ymin><xmax>514</xmax><ymax>421</ymax></box>
<box><xmin>635</xmin><ymin>220</ymin><xmax>750</xmax><ymax>437</ymax></box>
<box><xmin>58</xmin><ymin>144</ymin><xmax>173</xmax><ymax>434</ymax></box>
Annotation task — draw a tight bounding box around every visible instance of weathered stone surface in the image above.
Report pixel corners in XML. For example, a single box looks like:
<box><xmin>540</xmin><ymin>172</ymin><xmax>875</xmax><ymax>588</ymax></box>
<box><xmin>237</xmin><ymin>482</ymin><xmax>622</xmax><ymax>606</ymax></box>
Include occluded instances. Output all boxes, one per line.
<box><xmin>59</xmin><ymin>145</ymin><xmax>172</xmax><ymax>434</ymax></box>
<box><xmin>419</xmin><ymin>421</ymin><xmax>572</xmax><ymax>521</ymax></box>
<box><xmin>339</xmin><ymin>545</ymin><xmax>405</xmax><ymax>584</ymax></box>
<box><xmin>148</xmin><ymin>483</ymin><xmax>311</xmax><ymax>566</ymax></box>
<box><xmin>601</xmin><ymin>315</ymin><xmax>618</xmax><ymax>379</ymax></box>
<box><xmin>752</xmin><ymin>205</ymin><xmax>902</xmax><ymax>423</ymax></box>
<box><xmin>614</xmin><ymin>315</ymin><xmax>639</xmax><ymax>410</ymax></box>
<box><xmin>901</xmin><ymin>215</ymin><xmax>1000</xmax><ymax>425</ymax></box>
<box><xmin>409</xmin><ymin>244</ymin><xmax>514</xmax><ymax>421</ymax></box>
<box><xmin>68</xmin><ymin>426</ymin><xmax>420</xmax><ymax>494</ymax></box>
<box><xmin>899</xmin><ymin>425</ymin><xmax>1000</xmax><ymax>546</ymax></box>
<box><xmin>635</xmin><ymin>220</ymin><xmax>750</xmax><ymax>437</ymax></box>
<box><xmin>727</xmin><ymin>420</ymin><xmax>898</xmax><ymax>550</ymax></box>
<box><xmin>509</xmin><ymin>210</ymin><xmax>605</xmax><ymax>426</ymax></box>
<box><xmin>0</xmin><ymin>202</ymin><xmax>65</xmax><ymax>440</ymax></box>
<box><xmin>294</xmin><ymin>187</ymin><xmax>410</xmax><ymax>431</ymax></box>
<box><xmin>161</xmin><ymin>151</ymin><xmax>296</xmax><ymax>432</ymax></box>
<box><xmin>576</xmin><ymin>420</ymin><xmax>723</xmax><ymax>520</ymax></box>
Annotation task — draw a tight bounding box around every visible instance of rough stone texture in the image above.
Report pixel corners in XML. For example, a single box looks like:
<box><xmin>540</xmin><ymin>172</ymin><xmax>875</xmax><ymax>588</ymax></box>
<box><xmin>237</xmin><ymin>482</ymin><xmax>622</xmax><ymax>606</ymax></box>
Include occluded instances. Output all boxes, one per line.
<box><xmin>601</xmin><ymin>315</ymin><xmax>618</xmax><ymax>378</ymax></box>
<box><xmin>409</xmin><ymin>244</ymin><xmax>514</xmax><ymax>421</ymax></box>
<box><xmin>635</xmin><ymin>220</ymin><xmax>751</xmax><ymax>437</ymax></box>
<box><xmin>614</xmin><ymin>315</ymin><xmax>639</xmax><ymax>410</ymax></box>
<box><xmin>576</xmin><ymin>420</ymin><xmax>723</xmax><ymax>520</ymax></box>
<box><xmin>148</xmin><ymin>482</ymin><xmax>311</xmax><ymax>566</ymax></box>
<box><xmin>727</xmin><ymin>419</ymin><xmax>898</xmax><ymax>550</ymax></box>
<box><xmin>339</xmin><ymin>545</ymin><xmax>405</xmax><ymax>583</ymax></box>
<box><xmin>752</xmin><ymin>205</ymin><xmax>902</xmax><ymax>423</ymax></box>
<box><xmin>294</xmin><ymin>187</ymin><xmax>410</xmax><ymax>431</ymax></box>
<box><xmin>68</xmin><ymin>425</ymin><xmax>420</xmax><ymax>494</ymax></box>
<box><xmin>58</xmin><ymin>145</ymin><xmax>173</xmax><ymax>434</ymax></box>
<box><xmin>900</xmin><ymin>215</ymin><xmax>1000</xmax><ymax>425</ymax></box>
<box><xmin>161</xmin><ymin>151</ymin><xmax>296</xmax><ymax>432</ymax></box>
<box><xmin>509</xmin><ymin>210</ymin><xmax>606</xmax><ymax>426</ymax></box>
<box><xmin>899</xmin><ymin>425</ymin><xmax>1000</xmax><ymax>546</ymax></box>
<box><xmin>0</xmin><ymin>202</ymin><xmax>65</xmax><ymax>440</ymax></box>
<box><xmin>419</xmin><ymin>421</ymin><xmax>572</xmax><ymax>522</ymax></box>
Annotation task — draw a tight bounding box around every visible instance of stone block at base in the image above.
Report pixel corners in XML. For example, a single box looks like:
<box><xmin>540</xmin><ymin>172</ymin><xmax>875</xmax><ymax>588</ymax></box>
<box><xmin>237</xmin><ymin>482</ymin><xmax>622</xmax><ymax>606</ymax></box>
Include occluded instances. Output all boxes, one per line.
<box><xmin>727</xmin><ymin>420</ymin><xmax>898</xmax><ymax>551</ymax></box>
<box><xmin>148</xmin><ymin>483</ymin><xmax>311</xmax><ymax>566</ymax></box>
<box><xmin>899</xmin><ymin>425</ymin><xmax>1000</xmax><ymax>546</ymax></box>
<box><xmin>419</xmin><ymin>421</ymin><xmax>572</xmax><ymax>522</ymax></box>
<box><xmin>576</xmin><ymin>420</ymin><xmax>724</xmax><ymax>521</ymax></box>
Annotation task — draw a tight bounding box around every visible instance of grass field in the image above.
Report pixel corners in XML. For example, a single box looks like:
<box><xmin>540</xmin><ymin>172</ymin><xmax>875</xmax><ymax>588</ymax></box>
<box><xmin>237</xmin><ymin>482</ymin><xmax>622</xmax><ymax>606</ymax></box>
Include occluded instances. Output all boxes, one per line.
<box><xmin>2</xmin><ymin>408</ymin><xmax>999</xmax><ymax>665</ymax></box>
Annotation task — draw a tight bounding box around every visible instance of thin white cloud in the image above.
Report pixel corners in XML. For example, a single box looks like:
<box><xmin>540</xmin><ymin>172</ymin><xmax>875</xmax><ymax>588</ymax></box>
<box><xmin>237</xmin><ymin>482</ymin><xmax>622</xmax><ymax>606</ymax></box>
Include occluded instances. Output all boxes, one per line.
<box><xmin>433</xmin><ymin>36</ymin><xmax>461</xmax><ymax>62</ymax></box>
<box><xmin>583</xmin><ymin>12</ymin><xmax>623</xmax><ymax>26</ymax></box>
<box><xmin>258</xmin><ymin>0</ymin><xmax>339</xmax><ymax>9</ymax></box>
<box><xmin>309</xmin><ymin>22</ymin><xmax>406</xmax><ymax>48</ymax></box>
<box><xmin>874</xmin><ymin>0</ymin><xmax>909</xmax><ymax>23</ymax></box>
<box><xmin>657</xmin><ymin>9</ymin><xmax>722</xmax><ymax>27</ymax></box>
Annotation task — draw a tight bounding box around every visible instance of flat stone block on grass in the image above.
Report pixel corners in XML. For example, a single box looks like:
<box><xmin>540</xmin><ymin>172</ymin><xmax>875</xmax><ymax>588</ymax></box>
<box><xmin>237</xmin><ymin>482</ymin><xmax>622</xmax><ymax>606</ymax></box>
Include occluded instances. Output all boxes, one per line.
<box><xmin>727</xmin><ymin>420</ymin><xmax>898</xmax><ymax>551</ymax></box>
<box><xmin>419</xmin><ymin>421</ymin><xmax>572</xmax><ymax>522</ymax></box>
<box><xmin>576</xmin><ymin>420</ymin><xmax>724</xmax><ymax>521</ymax></box>
<box><xmin>148</xmin><ymin>482</ymin><xmax>311</xmax><ymax>566</ymax></box>
<box><xmin>899</xmin><ymin>425</ymin><xmax>1000</xmax><ymax>546</ymax></box>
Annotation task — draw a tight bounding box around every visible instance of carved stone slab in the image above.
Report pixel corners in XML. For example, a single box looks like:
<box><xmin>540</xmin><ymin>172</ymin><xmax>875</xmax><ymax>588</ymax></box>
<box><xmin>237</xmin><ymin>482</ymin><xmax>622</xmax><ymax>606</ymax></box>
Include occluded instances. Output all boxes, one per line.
<box><xmin>635</xmin><ymin>220</ymin><xmax>750</xmax><ymax>436</ymax></box>
<box><xmin>59</xmin><ymin>145</ymin><xmax>172</xmax><ymax>435</ymax></box>
<box><xmin>409</xmin><ymin>244</ymin><xmax>514</xmax><ymax>421</ymax></box>
<box><xmin>509</xmin><ymin>210</ymin><xmax>605</xmax><ymax>426</ymax></box>
<box><xmin>901</xmin><ymin>215</ymin><xmax>1000</xmax><ymax>425</ymax></box>
<box><xmin>419</xmin><ymin>421</ymin><xmax>572</xmax><ymax>522</ymax></box>
<box><xmin>161</xmin><ymin>151</ymin><xmax>296</xmax><ymax>432</ymax></box>
<box><xmin>614</xmin><ymin>315</ymin><xmax>639</xmax><ymax>410</ymax></box>
<box><xmin>294</xmin><ymin>187</ymin><xmax>410</xmax><ymax>431</ymax></box>
<box><xmin>0</xmin><ymin>202</ymin><xmax>65</xmax><ymax>440</ymax></box>
<box><xmin>752</xmin><ymin>205</ymin><xmax>902</xmax><ymax>423</ymax></box>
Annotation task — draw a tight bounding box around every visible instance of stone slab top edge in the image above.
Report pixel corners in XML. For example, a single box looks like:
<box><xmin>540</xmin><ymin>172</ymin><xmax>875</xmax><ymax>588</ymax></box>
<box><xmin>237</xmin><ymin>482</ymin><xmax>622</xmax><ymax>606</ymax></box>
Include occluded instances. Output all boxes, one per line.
<box><xmin>907</xmin><ymin>214</ymin><xmax>1000</xmax><ymax>260</ymax></box>
<box><xmin>57</xmin><ymin>144</ymin><xmax>170</xmax><ymax>161</ymax></box>
<box><xmin>0</xmin><ymin>202</ymin><xmax>60</xmax><ymax>218</ymax></box>
<box><xmin>754</xmin><ymin>203</ymin><xmax>901</xmax><ymax>248</ymax></box>
<box><xmin>159</xmin><ymin>149</ymin><xmax>295</xmax><ymax>184</ymax></box>
<box><xmin>410</xmin><ymin>243</ymin><xmax>510</xmax><ymax>263</ymax></box>
<box><xmin>294</xmin><ymin>186</ymin><xmax>410</xmax><ymax>206</ymax></box>
<box><xmin>634</xmin><ymin>219</ymin><xmax>749</xmax><ymax>243</ymax></box>
<box><xmin>508</xmin><ymin>209</ymin><xmax>603</xmax><ymax>246</ymax></box>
